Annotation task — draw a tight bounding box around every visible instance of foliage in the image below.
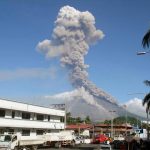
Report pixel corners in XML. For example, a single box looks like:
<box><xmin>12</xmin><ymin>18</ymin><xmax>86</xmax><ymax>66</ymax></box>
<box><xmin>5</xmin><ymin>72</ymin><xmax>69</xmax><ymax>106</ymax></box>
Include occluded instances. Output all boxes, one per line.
<box><xmin>104</xmin><ymin>116</ymin><xmax>141</xmax><ymax>127</ymax></box>
<box><xmin>142</xmin><ymin>29</ymin><xmax>150</xmax><ymax>48</ymax></box>
<box><xmin>85</xmin><ymin>115</ymin><xmax>91</xmax><ymax>124</ymax></box>
<box><xmin>104</xmin><ymin>120</ymin><xmax>111</xmax><ymax>125</ymax></box>
<box><xmin>66</xmin><ymin>112</ymin><xmax>91</xmax><ymax>124</ymax></box>
<box><xmin>143</xmin><ymin>92</ymin><xmax>150</xmax><ymax>113</ymax></box>
<box><xmin>144</xmin><ymin>80</ymin><xmax>150</xmax><ymax>86</ymax></box>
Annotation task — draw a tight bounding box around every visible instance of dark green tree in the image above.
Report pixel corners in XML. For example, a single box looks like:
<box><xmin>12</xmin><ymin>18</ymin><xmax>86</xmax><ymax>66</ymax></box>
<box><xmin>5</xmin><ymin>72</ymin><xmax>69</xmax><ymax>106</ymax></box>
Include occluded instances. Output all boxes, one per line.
<box><xmin>142</xmin><ymin>28</ymin><xmax>150</xmax><ymax>87</ymax></box>
<box><xmin>142</xmin><ymin>29</ymin><xmax>150</xmax><ymax>48</ymax></box>
<box><xmin>76</xmin><ymin>117</ymin><xmax>82</xmax><ymax>123</ymax></box>
<box><xmin>66</xmin><ymin>112</ymin><xmax>72</xmax><ymax>124</ymax></box>
<box><xmin>104</xmin><ymin>120</ymin><xmax>111</xmax><ymax>125</ymax></box>
<box><xmin>144</xmin><ymin>80</ymin><xmax>150</xmax><ymax>86</ymax></box>
<box><xmin>66</xmin><ymin>112</ymin><xmax>77</xmax><ymax>124</ymax></box>
<box><xmin>84</xmin><ymin>116</ymin><xmax>91</xmax><ymax>124</ymax></box>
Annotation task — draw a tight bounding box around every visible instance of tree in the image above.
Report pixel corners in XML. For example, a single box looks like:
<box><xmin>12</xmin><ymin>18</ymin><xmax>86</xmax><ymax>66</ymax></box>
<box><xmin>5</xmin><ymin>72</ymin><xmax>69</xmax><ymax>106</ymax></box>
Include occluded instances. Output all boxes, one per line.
<box><xmin>66</xmin><ymin>112</ymin><xmax>77</xmax><ymax>124</ymax></box>
<box><xmin>113</xmin><ymin>116</ymin><xmax>141</xmax><ymax>126</ymax></box>
<box><xmin>142</xmin><ymin>28</ymin><xmax>150</xmax><ymax>86</ymax></box>
<box><xmin>84</xmin><ymin>116</ymin><xmax>91</xmax><ymax>124</ymax></box>
<box><xmin>66</xmin><ymin>112</ymin><xmax>72</xmax><ymax>124</ymax></box>
<box><xmin>76</xmin><ymin>117</ymin><xmax>82</xmax><ymax>123</ymax></box>
<box><xmin>144</xmin><ymin>80</ymin><xmax>150</xmax><ymax>86</ymax></box>
<box><xmin>142</xmin><ymin>92</ymin><xmax>150</xmax><ymax>140</ymax></box>
<box><xmin>104</xmin><ymin>120</ymin><xmax>111</xmax><ymax>125</ymax></box>
<box><xmin>142</xmin><ymin>29</ymin><xmax>150</xmax><ymax>48</ymax></box>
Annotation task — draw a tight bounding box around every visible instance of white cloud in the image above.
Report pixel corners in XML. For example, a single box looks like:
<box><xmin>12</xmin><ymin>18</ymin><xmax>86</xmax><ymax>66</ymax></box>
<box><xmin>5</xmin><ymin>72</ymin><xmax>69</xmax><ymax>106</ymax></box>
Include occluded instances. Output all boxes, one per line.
<box><xmin>124</xmin><ymin>98</ymin><xmax>147</xmax><ymax>118</ymax></box>
<box><xmin>0</xmin><ymin>67</ymin><xmax>56</xmax><ymax>81</ymax></box>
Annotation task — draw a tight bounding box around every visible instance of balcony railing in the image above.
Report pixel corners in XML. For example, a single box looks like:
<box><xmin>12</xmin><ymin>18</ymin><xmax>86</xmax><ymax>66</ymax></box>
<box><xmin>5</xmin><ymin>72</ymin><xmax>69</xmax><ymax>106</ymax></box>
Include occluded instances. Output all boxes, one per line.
<box><xmin>0</xmin><ymin>118</ymin><xmax>64</xmax><ymax>129</ymax></box>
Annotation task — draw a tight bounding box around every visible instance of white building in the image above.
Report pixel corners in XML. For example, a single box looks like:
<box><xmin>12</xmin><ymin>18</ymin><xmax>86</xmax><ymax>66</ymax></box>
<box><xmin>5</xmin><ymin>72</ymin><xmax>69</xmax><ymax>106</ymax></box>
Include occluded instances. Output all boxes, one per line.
<box><xmin>0</xmin><ymin>98</ymin><xmax>65</xmax><ymax>137</ymax></box>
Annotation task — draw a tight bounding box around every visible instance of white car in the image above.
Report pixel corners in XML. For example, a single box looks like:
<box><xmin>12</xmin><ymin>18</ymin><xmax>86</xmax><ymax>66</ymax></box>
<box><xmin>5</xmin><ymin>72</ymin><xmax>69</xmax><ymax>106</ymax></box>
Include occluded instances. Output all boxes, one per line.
<box><xmin>75</xmin><ymin>136</ymin><xmax>84</xmax><ymax>144</ymax></box>
<box><xmin>84</xmin><ymin>136</ymin><xmax>91</xmax><ymax>144</ymax></box>
<box><xmin>114</xmin><ymin>134</ymin><xmax>125</xmax><ymax>141</ymax></box>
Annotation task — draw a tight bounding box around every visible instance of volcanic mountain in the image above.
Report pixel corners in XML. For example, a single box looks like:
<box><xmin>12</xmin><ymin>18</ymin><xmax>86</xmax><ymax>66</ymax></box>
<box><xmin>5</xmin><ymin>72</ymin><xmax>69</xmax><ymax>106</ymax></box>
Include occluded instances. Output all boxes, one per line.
<box><xmin>45</xmin><ymin>87</ymin><xmax>134</xmax><ymax>122</ymax></box>
<box><xmin>36</xmin><ymin>6</ymin><xmax>138</xmax><ymax>121</ymax></box>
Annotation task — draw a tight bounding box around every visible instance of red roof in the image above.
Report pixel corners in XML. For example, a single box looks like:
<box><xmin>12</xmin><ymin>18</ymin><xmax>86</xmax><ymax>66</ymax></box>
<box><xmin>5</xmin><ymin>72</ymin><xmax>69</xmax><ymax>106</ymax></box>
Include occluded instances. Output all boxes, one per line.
<box><xmin>66</xmin><ymin>123</ymin><xmax>132</xmax><ymax>130</ymax></box>
<box><xmin>94</xmin><ymin>124</ymin><xmax>132</xmax><ymax>129</ymax></box>
<box><xmin>66</xmin><ymin>124</ymin><xmax>92</xmax><ymax>130</ymax></box>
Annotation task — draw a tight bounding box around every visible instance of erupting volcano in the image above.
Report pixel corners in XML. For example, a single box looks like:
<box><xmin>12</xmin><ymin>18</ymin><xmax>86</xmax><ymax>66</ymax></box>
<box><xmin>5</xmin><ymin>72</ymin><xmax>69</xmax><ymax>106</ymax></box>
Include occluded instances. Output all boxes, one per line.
<box><xmin>37</xmin><ymin>6</ymin><xmax>129</xmax><ymax>121</ymax></box>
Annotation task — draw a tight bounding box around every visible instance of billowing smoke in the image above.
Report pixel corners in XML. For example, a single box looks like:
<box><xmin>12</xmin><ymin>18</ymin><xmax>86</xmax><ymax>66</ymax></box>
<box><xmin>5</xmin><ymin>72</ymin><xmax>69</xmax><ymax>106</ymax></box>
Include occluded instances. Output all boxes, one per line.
<box><xmin>45</xmin><ymin>87</ymin><xmax>106</xmax><ymax>110</ymax></box>
<box><xmin>37</xmin><ymin>6</ymin><xmax>116</xmax><ymax>104</ymax></box>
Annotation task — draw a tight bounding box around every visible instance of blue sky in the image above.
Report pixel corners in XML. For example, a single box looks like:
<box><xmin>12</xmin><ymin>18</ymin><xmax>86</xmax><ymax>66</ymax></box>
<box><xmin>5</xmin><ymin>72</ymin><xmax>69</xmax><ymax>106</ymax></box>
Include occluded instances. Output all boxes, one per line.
<box><xmin>0</xmin><ymin>0</ymin><xmax>150</xmax><ymax>104</ymax></box>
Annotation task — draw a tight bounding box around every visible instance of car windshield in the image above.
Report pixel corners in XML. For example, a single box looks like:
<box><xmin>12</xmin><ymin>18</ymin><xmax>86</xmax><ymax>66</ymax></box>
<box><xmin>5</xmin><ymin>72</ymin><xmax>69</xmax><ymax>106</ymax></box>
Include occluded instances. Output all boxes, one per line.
<box><xmin>0</xmin><ymin>135</ymin><xmax>11</xmax><ymax>142</ymax></box>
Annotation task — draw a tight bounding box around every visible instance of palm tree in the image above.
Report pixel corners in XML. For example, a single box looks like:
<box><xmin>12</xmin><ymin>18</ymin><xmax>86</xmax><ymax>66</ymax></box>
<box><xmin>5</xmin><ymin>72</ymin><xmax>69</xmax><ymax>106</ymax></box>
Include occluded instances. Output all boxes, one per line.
<box><xmin>143</xmin><ymin>92</ymin><xmax>150</xmax><ymax>140</ymax></box>
<box><xmin>142</xmin><ymin>29</ymin><xmax>150</xmax><ymax>48</ymax></box>
<box><xmin>144</xmin><ymin>80</ymin><xmax>150</xmax><ymax>86</ymax></box>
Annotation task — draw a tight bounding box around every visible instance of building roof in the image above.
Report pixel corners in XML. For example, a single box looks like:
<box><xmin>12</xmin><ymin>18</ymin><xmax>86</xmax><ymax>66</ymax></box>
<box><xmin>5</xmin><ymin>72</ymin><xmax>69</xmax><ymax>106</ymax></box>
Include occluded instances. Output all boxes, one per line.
<box><xmin>0</xmin><ymin>98</ymin><xmax>65</xmax><ymax>116</ymax></box>
<box><xmin>94</xmin><ymin>123</ymin><xmax>132</xmax><ymax>129</ymax></box>
<box><xmin>66</xmin><ymin>123</ymin><xmax>133</xmax><ymax>130</ymax></box>
<box><xmin>66</xmin><ymin>124</ymin><xmax>92</xmax><ymax>130</ymax></box>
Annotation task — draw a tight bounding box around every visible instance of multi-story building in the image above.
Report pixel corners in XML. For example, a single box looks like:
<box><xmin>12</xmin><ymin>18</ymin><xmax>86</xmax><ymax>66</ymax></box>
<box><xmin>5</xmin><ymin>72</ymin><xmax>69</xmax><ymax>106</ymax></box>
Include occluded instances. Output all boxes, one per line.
<box><xmin>0</xmin><ymin>98</ymin><xmax>65</xmax><ymax>138</ymax></box>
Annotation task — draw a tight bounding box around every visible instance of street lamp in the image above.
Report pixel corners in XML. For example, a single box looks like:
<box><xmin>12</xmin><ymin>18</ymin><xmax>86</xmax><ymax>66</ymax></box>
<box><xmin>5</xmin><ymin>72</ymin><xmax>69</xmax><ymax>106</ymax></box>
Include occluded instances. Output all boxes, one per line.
<box><xmin>137</xmin><ymin>50</ymin><xmax>150</xmax><ymax>55</ymax></box>
<box><xmin>109</xmin><ymin>110</ymin><xmax>116</xmax><ymax>138</ymax></box>
<box><xmin>123</xmin><ymin>105</ymin><xmax>128</xmax><ymax>136</ymax></box>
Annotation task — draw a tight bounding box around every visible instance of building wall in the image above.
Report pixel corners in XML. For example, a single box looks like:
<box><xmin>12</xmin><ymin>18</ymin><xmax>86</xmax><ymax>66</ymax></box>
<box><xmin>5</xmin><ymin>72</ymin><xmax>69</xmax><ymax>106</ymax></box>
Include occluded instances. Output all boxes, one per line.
<box><xmin>0</xmin><ymin>99</ymin><xmax>65</xmax><ymax>135</ymax></box>
<box><xmin>0</xmin><ymin>99</ymin><xmax>65</xmax><ymax>117</ymax></box>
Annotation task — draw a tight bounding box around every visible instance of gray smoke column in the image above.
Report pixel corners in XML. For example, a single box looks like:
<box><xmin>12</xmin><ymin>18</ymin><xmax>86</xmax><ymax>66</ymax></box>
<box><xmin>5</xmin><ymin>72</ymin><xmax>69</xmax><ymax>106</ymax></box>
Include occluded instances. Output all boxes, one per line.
<box><xmin>37</xmin><ymin>6</ymin><xmax>116</xmax><ymax>104</ymax></box>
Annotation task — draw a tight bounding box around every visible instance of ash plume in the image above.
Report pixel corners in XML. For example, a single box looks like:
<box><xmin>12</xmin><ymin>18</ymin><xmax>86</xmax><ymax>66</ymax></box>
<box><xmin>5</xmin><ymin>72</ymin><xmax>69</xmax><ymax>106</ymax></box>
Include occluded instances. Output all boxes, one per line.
<box><xmin>37</xmin><ymin>6</ymin><xmax>117</xmax><ymax>104</ymax></box>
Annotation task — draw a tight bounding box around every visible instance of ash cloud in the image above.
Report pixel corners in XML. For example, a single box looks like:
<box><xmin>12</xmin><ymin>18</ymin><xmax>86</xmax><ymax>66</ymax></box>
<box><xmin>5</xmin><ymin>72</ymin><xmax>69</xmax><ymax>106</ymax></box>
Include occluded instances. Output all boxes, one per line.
<box><xmin>37</xmin><ymin>6</ymin><xmax>116</xmax><ymax>104</ymax></box>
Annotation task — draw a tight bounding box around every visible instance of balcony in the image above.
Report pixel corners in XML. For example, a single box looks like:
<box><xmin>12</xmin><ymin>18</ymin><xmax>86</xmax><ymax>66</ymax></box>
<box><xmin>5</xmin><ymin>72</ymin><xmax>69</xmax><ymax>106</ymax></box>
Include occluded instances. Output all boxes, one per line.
<box><xmin>0</xmin><ymin>118</ymin><xmax>64</xmax><ymax>129</ymax></box>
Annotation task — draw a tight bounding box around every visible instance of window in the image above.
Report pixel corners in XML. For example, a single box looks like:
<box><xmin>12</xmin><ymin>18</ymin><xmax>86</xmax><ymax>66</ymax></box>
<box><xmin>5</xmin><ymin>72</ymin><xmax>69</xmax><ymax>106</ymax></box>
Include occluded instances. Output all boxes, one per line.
<box><xmin>47</xmin><ymin>130</ymin><xmax>51</xmax><ymax>133</ymax></box>
<box><xmin>48</xmin><ymin>115</ymin><xmax>50</xmax><ymax>121</ymax></box>
<box><xmin>36</xmin><ymin>130</ymin><xmax>44</xmax><ymax>135</ymax></box>
<box><xmin>60</xmin><ymin>117</ymin><xmax>64</xmax><ymax>122</ymax></box>
<box><xmin>22</xmin><ymin>130</ymin><xmax>30</xmax><ymax>136</ymax></box>
<box><xmin>12</xmin><ymin>111</ymin><xmax>15</xmax><ymax>118</ymax></box>
<box><xmin>22</xmin><ymin>112</ymin><xmax>30</xmax><ymax>119</ymax></box>
<box><xmin>37</xmin><ymin>114</ymin><xmax>44</xmax><ymax>121</ymax></box>
<box><xmin>0</xmin><ymin>129</ymin><xmax>4</xmax><ymax>134</ymax></box>
<box><xmin>4</xmin><ymin>135</ymin><xmax>11</xmax><ymax>142</ymax></box>
<box><xmin>8</xmin><ymin>129</ymin><xmax>14</xmax><ymax>134</ymax></box>
<box><xmin>0</xmin><ymin>109</ymin><xmax>5</xmax><ymax>117</ymax></box>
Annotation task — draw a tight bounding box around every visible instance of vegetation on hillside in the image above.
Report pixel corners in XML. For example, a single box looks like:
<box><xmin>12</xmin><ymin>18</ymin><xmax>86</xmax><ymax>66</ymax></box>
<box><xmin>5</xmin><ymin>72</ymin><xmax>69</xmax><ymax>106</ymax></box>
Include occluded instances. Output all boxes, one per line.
<box><xmin>103</xmin><ymin>116</ymin><xmax>141</xmax><ymax>126</ymax></box>
<box><xmin>66</xmin><ymin>112</ymin><xmax>146</xmax><ymax>129</ymax></box>
<box><xmin>66</xmin><ymin>112</ymin><xmax>91</xmax><ymax>124</ymax></box>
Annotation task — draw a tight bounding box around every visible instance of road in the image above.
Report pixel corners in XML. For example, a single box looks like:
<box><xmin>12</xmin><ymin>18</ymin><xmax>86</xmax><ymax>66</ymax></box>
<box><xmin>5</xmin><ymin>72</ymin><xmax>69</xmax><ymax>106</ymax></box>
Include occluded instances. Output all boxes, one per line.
<box><xmin>38</xmin><ymin>144</ymin><xmax>112</xmax><ymax>150</ymax></box>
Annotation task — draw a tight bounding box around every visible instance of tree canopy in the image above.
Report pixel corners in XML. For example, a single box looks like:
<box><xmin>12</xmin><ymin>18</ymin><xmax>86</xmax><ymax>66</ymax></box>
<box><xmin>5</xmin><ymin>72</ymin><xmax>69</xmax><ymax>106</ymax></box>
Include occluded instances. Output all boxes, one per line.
<box><xmin>142</xmin><ymin>29</ymin><xmax>150</xmax><ymax>48</ymax></box>
<box><xmin>66</xmin><ymin>112</ymin><xmax>91</xmax><ymax>124</ymax></box>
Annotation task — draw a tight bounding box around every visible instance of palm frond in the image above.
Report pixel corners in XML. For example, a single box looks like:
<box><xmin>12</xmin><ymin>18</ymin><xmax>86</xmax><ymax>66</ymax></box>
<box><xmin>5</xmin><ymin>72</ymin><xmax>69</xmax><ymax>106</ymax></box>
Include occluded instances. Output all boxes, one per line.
<box><xmin>143</xmin><ymin>92</ymin><xmax>150</xmax><ymax>106</ymax></box>
<box><xmin>142</xmin><ymin>29</ymin><xmax>150</xmax><ymax>48</ymax></box>
<box><xmin>144</xmin><ymin>80</ymin><xmax>150</xmax><ymax>86</ymax></box>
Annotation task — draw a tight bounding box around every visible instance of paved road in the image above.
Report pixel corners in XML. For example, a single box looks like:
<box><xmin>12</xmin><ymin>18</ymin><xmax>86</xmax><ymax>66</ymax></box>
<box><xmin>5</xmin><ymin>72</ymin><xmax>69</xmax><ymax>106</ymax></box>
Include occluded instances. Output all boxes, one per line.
<box><xmin>38</xmin><ymin>144</ymin><xmax>101</xmax><ymax>150</ymax></box>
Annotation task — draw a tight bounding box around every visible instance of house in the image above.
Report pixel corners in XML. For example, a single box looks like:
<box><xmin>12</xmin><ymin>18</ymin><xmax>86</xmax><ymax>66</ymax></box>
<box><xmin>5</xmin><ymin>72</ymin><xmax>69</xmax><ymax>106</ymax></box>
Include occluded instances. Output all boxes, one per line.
<box><xmin>66</xmin><ymin>123</ymin><xmax>133</xmax><ymax>137</ymax></box>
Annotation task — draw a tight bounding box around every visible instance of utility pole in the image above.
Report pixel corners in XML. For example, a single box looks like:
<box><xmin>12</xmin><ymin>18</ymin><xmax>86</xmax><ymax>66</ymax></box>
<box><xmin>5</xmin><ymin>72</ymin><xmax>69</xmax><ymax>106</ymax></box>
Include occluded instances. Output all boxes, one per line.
<box><xmin>123</xmin><ymin>105</ymin><xmax>128</xmax><ymax>136</ymax></box>
<box><xmin>64</xmin><ymin>102</ymin><xmax>67</xmax><ymax>130</ymax></box>
<box><xmin>92</xmin><ymin>124</ymin><xmax>95</xmax><ymax>139</ymax></box>
<box><xmin>109</xmin><ymin>110</ymin><xmax>116</xmax><ymax>138</ymax></box>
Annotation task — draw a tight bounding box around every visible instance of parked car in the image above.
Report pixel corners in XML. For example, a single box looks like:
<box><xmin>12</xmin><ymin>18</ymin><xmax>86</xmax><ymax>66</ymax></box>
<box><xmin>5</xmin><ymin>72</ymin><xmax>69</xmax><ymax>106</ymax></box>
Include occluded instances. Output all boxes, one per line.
<box><xmin>93</xmin><ymin>134</ymin><xmax>109</xmax><ymax>144</ymax></box>
<box><xmin>113</xmin><ymin>134</ymin><xmax>125</xmax><ymax>141</ymax></box>
<box><xmin>84</xmin><ymin>136</ymin><xmax>91</xmax><ymax>144</ymax></box>
<box><xmin>75</xmin><ymin>136</ymin><xmax>84</xmax><ymax>144</ymax></box>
